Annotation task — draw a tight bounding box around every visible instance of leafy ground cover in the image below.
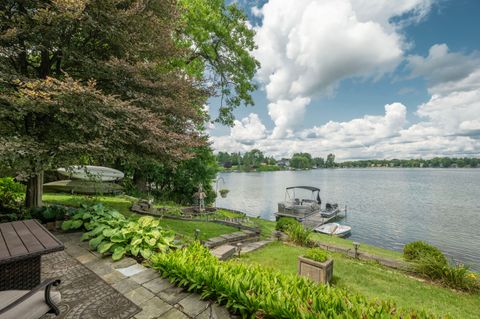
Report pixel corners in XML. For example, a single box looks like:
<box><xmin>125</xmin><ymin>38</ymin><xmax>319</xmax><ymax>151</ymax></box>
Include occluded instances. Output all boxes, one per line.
<box><xmin>151</xmin><ymin>242</ymin><xmax>433</xmax><ymax>319</ymax></box>
<box><xmin>239</xmin><ymin>241</ymin><xmax>480</xmax><ymax>319</ymax></box>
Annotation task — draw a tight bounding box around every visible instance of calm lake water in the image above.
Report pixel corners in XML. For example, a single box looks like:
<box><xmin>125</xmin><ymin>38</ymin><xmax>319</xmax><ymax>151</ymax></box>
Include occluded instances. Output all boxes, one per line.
<box><xmin>215</xmin><ymin>169</ymin><xmax>480</xmax><ymax>270</ymax></box>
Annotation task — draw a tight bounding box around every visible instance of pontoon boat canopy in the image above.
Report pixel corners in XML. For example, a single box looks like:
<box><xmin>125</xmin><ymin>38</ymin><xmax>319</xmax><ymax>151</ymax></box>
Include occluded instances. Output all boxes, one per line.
<box><xmin>286</xmin><ymin>186</ymin><xmax>320</xmax><ymax>192</ymax></box>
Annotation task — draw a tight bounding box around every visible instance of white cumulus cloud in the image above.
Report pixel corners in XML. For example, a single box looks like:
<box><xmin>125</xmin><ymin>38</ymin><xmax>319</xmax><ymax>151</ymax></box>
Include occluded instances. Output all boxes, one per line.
<box><xmin>230</xmin><ymin>113</ymin><xmax>267</xmax><ymax>145</ymax></box>
<box><xmin>407</xmin><ymin>44</ymin><xmax>480</xmax><ymax>95</ymax></box>
<box><xmin>254</xmin><ymin>0</ymin><xmax>433</xmax><ymax>137</ymax></box>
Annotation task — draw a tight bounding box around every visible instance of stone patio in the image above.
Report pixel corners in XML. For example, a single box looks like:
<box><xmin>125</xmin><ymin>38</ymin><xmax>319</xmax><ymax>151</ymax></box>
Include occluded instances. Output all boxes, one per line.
<box><xmin>53</xmin><ymin>232</ymin><xmax>237</xmax><ymax>319</ymax></box>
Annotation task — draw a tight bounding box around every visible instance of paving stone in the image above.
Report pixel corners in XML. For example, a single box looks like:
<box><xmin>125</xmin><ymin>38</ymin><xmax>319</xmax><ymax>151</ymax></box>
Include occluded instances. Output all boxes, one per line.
<box><xmin>196</xmin><ymin>304</ymin><xmax>231</xmax><ymax>319</ymax></box>
<box><xmin>112</xmin><ymin>257</ymin><xmax>138</xmax><ymax>269</ymax></box>
<box><xmin>134</xmin><ymin>297</ymin><xmax>172</xmax><ymax>319</ymax></box>
<box><xmin>116</xmin><ymin>263</ymin><xmax>147</xmax><ymax>276</ymax></box>
<box><xmin>143</xmin><ymin>277</ymin><xmax>174</xmax><ymax>294</ymax></box>
<box><xmin>131</xmin><ymin>268</ymin><xmax>159</xmax><ymax>284</ymax></box>
<box><xmin>65</xmin><ymin>245</ymin><xmax>89</xmax><ymax>258</ymax></box>
<box><xmin>177</xmin><ymin>294</ymin><xmax>210</xmax><ymax>317</ymax></box>
<box><xmin>158</xmin><ymin>308</ymin><xmax>190</xmax><ymax>319</ymax></box>
<box><xmin>125</xmin><ymin>286</ymin><xmax>155</xmax><ymax>306</ymax></box>
<box><xmin>158</xmin><ymin>286</ymin><xmax>190</xmax><ymax>305</ymax></box>
<box><xmin>85</xmin><ymin>260</ymin><xmax>114</xmax><ymax>276</ymax></box>
<box><xmin>75</xmin><ymin>253</ymin><xmax>97</xmax><ymax>264</ymax></box>
<box><xmin>112</xmin><ymin>278</ymin><xmax>141</xmax><ymax>294</ymax></box>
<box><xmin>101</xmin><ymin>270</ymin><xmax>126</xmax><ymax>284</ymax></box>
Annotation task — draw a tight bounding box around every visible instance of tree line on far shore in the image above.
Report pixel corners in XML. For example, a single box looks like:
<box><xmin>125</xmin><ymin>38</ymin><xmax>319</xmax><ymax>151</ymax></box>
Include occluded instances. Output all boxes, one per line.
<box><xmin>216</xmin><ymin>150</ymin><xmax>479</xmax><ymax>170</ymax></box>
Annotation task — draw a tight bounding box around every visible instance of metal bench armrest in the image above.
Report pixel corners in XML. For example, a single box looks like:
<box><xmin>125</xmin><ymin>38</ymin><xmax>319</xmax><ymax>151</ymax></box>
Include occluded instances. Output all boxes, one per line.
<box><xmin>0</xmin><ymin>279</ymin><xmax>61</xmax><ymax>316</ymax></box>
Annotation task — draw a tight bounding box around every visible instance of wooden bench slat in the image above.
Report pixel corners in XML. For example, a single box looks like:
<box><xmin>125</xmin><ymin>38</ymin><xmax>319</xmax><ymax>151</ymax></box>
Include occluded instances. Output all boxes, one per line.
<box><xmin>13</xmin><ymin>221</ymin><xmax>45</xmax><ymax>253</ymax></box>
<box><xmin>23</xmin><ymin>220</ymin><xmax>60</xmax><ymax>249</ymax></box>
<box><xmin>0</xmin><ymin>227</ymin><xmax>10</xmax><ymax>259</ymax></box>
<box><xmin>0</xmin><ymin>223</ymin><xmax>28</xmax><ymax>257</ymax></box>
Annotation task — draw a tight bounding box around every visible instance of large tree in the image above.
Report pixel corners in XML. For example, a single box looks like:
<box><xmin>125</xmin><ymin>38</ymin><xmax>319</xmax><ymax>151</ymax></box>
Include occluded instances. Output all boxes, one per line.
<box><xmin>0</xmin><ymin>0</ymin><xmax>208</xmax><ymax>207</ymax></box>
<box><xmin>177</xmin><ymin>0</ymin><xmax>259</xmax><ymax>125</ymax></box>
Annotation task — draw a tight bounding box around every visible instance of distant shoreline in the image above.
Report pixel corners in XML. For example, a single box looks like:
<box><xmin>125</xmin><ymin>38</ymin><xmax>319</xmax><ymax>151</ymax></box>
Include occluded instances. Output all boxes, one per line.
<box><xmin>219</xmin><ymin>166</ymin><xmax>480</xmax><ymax>173</ymax></box>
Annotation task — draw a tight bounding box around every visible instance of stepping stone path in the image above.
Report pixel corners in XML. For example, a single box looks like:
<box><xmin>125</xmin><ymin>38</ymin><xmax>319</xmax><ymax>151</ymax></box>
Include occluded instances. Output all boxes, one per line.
<box><xmin>54</xmin><ymin>232</ymin><xmax>239</xmax><ymax>319</ymax></box>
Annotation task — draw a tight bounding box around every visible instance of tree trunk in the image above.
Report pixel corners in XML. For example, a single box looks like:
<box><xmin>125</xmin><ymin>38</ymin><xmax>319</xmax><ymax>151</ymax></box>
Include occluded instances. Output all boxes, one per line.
<box><xmin>25</xmin><ymin>171</ymin><xmax>44</xmax><ymax>209</ymax></box>
<box><xmin>133</xmin><ymin>171</ymin><xmax>147</xmax><ymax>193</ymax></box>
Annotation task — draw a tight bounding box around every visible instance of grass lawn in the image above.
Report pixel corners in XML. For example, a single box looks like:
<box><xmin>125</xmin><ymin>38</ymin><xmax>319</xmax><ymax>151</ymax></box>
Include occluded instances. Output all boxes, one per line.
<box><xmin>43</xmin><ymin>193</ymin><xmax>239</xmax><ymax>241</ymax></box>
<box><xmin>43</xmin><ymin>193</ymin><xmax>135</xmax><ymax>215</ymax></box>
<box><xmin>311</xmin><ymin>232</ymin><xmax>404</xmax><ymax>261</ymax></box>
<box><xmin>239</xmin><ymin>241</ymin><xmax>480</xmax><ymax>319</ymax></box>
<box><xmin>158</xmin><ymin>218</ymin><xmax>237</xmax><ymax>241</ymax></box>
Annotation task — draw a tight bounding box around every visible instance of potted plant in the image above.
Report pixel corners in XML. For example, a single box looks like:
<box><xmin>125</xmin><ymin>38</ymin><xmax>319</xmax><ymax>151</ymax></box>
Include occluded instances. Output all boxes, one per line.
<box><xmin>298</xmin><ymin>248</ymin><xmax>333</xmax><ymax>284</ymax></box>
<box><xmin>219</xmin><ymin>189</ymin><xmax>229</xmax><ymax>198</ymax></box>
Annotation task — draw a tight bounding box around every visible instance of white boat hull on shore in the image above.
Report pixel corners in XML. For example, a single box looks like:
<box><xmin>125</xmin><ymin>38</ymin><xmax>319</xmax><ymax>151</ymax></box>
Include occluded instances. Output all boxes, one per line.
<box><xmin>314</xmin><ymin>223</ymin><xmax>351</xmax><ymax>237</ymax></box>
<box><xmin>57</xmin><ymin>165</ymin><xmax>124</xmax><ymax>182</ymax></box>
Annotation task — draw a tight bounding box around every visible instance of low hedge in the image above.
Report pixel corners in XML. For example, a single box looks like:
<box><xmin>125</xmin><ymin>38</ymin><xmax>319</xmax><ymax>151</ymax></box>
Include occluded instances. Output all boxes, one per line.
<box><xmin>275</xmin><ymin>217</ymin><xmax>298</xmax><ymax>231</ymax></box>
<box><xmin>150</xmin><ymin>242</ymin><xmax>433</xmax><ymax>319</ymax></box>
<box><xmin>403</xmin><ymin>241</ymin><xmax>447</xmax><ymax>264</ymax></box>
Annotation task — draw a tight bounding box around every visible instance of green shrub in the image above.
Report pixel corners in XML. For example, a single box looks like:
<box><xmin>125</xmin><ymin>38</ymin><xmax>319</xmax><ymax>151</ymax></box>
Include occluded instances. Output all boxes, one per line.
<box><xmin>305</xmin><ymin>248</ymin><xmax>330</xmax><ymax>263</ymax></box>
<box><xmin>275</xmin><ymin>217</ymin><xmax>298</xmax><ymax>231</ymax></box>
<box><xmin>31</xmin><ymin>205</ymin><xmax>69</xmax><ymax>223</ymax></box>
<box><xmin>414</xmin><ymin>255</ymin><xmax>479</xmax><ymax>292</ymax></box>
<box><xmin>285</xmin><ymin>222</ymin><xmax>311</xmax><ymax>246</ymax></box>
<box><xmin>403</xmin><ymin>241</ymin><xmax>447</xmax><ymax>264</ymax></box>
<box><xmin>0</xmin><ymin>177</ymin><xmax>25</xmax><ymax>217</ymax></box>
<box><xmin>150</xmin><ymin>242</ymin><xmax>433</xmax><ymax>319</ymax></box>
<box><xmin>62</xmin><ymin>203</ymin><xmax>175</xmax><ymax>260</ymax></box>
<box><xmin>405</xmin><ymin>242</ymin><xmax>479</xmax><ymax>292</ymax></box>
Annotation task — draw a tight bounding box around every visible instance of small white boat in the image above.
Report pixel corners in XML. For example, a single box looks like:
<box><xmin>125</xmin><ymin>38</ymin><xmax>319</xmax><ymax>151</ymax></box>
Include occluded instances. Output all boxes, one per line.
<box><xmin>57</xmin><ymin>165</ymin><xmax>124</xmax><ymax>182</ymax></box>
<box><xmin>314</xmin><ymin>223</ymin><xmax>351</xmax><ymax>237</ymax></box>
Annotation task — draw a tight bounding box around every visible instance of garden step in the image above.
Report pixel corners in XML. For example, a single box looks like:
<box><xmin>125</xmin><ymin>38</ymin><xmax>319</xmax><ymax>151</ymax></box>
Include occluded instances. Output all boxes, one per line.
<box><xmin>211</xmin><ymin>244</ymin><xmax>237</xmax><ymax>260</ymax></box>
<box><xmin>239</xmin><ymin>240</ymin><xmax>272</xmax><ymax>255</ymax></box>
<box><xmin>205</xmin><ymin>230</ymin><xmax>259</xmax><ymax>248</ymax></box>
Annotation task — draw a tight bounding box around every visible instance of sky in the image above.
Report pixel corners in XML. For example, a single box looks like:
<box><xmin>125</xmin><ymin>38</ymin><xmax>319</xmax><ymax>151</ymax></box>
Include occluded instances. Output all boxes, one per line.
<box><xmin>208</xmin><ymin>0</ymin><xmax>480</xmax><ymax>160</ymax></box>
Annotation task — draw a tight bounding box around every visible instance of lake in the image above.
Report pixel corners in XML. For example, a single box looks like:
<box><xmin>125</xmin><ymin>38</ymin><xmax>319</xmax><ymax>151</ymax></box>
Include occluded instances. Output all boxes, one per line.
<box><xmin>215</xmin><ymin>168</ymin><xmax>480</xmax><ymax>270</ymax></box>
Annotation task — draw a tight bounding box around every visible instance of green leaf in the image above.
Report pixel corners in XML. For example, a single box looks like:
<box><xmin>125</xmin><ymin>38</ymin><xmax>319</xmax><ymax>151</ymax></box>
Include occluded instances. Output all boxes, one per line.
<box><xmin>61</xmin><ymin>220</ymin><xmax>73</xmax><ymax>230</ymax></box>
<box><xmin>112</xmin><ymin>246</ymin><xmax>126</xmax><ymax>261</ymax></box>
<box><xmin>131</xmin><ymin>245</ymin><xmax>140</xmax><ymax>256</ymax></box>
<box><xmin>80</xmin><ymin>232</ymin><xmax>91</xmax><ymax>241</ymax></box>
<box><xmin>90</xmin><ymin>225</ymin><xmax>107</xmax><ymax>236</ymax></box>
<box><xmin>89</xmin><ymin>235</ymin><xmax>105</xmax><ymax>249</ymax></box>
<box><xmin>110</xmin><ymin>233</ymin><xmax>125</xmax><ymax>243</ymax></box>
<box><xmin>102</xmin><ymin>228</ymin><xmax>116</xmax><ymax>237</ymax></box>
<box><xmin>131</xmin><ymin>237</ymin><xmax>142</xmax><ymax>246</ymax></box>
<box><xmin>97</xmin><ymin>241</ymin><xmax>114</xmax><ymax>254</ymax></box>
<box><xmin>138</xmin><ymin>216</ymin><xmax>154</xmax><ymax>228</ymax></box>
<box><xmin>140</xmin><ymin>249</ymin><xmax>152</xmax><ymax>259</ymax></box>
<box><xmin>71</xmin><ymin>220</ymin><xmax>84</xmax><ymax>229</ymax></box>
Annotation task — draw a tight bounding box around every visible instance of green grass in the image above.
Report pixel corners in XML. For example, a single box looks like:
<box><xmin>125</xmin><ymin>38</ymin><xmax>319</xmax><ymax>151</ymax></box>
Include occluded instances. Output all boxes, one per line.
<box><xmin>157</xmin><ymin>218</ymin><xmax>237</xmax><ymax>241</ymax></box>
<box><xmin>239</xmin><ymin>242</ymin><xmax>480</xmax><ymax>319</ymax></box>
<box><xmin>43</xmin><ymin>193</ymin><xmax>238</xmax><ymax>241</ymax></box>
<box><xmin>251</xmin><ymin>218</ymin><xmax>276</xmax><ymax>239</ymax></box>
<box><xmin>43</xmin><ymin>193</ymin><xmax>135</xmax><ymax>215</ymax></box>
<box><xmin>311</xmin><ymin>232</ymin><xmax>403</xmax><ymax>261</ymax></box>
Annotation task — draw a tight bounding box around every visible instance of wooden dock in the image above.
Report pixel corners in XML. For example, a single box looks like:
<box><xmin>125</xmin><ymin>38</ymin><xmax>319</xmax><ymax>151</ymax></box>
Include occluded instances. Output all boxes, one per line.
<box><xmin>302</xmin><ymin>211</ymin><xmax>344</xmax><ymax>230</ymax></box>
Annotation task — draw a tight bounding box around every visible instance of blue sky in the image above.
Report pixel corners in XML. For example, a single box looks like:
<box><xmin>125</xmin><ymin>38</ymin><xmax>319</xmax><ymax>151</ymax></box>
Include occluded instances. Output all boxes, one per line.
<box><xmin>210</xmin><ymin>0</ymin><xmax>480</xmax><ymax>160</ymax></box>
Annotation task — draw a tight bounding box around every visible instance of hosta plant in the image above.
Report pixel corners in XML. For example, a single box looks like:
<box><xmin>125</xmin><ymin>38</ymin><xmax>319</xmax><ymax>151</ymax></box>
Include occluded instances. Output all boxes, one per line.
<box><xmin>62</xmin><ymin>204</ymin><xmax>175</xmax><ymax>260</ymax></box>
